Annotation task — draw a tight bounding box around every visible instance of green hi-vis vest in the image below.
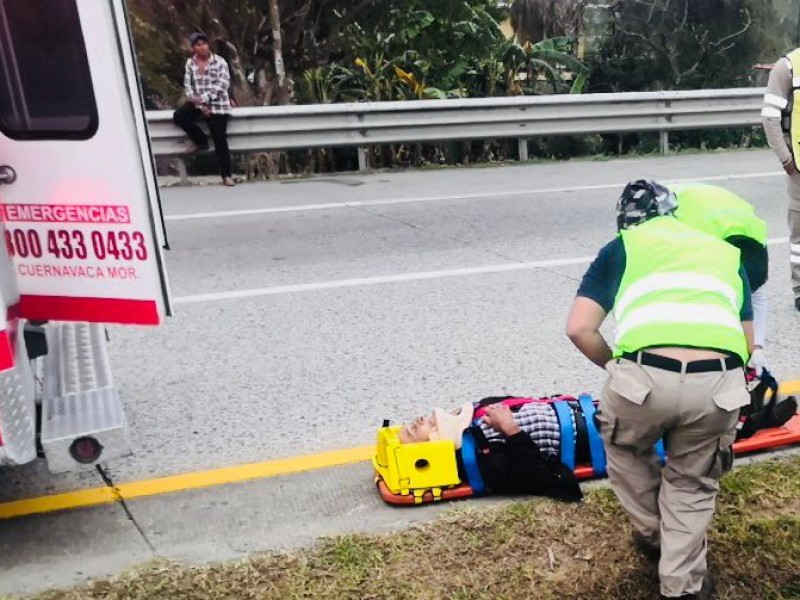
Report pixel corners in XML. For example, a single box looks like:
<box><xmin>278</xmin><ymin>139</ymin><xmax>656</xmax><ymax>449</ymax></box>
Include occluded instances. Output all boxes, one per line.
<box><xmin>614</xmin><ymin>217</ymin><xmax>749</xmax><ymax>363</ymax></box>
<box><xmin>672</xmin><ymin>183</ymin><xmax>767</xmax><ymax>246</ymax></box>
<box><xmin>786</xmin><ymin>48</ymin><xmax>800</xmax><ymax>167</ymax></box>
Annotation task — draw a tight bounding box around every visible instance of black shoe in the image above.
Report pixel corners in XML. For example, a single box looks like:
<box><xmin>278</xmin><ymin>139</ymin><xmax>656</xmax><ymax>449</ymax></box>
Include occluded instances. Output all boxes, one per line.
<box><xmin>741</xmin><ymin>396</ymin><xmax>798</xmax><ymax>438</ymax></box>
<box><xmin>767</xmin><ymin>397</ymin><xmax>798</xmax><ymax>428</ymax></box>
<box><xmin>632</xmin><ymin>531</ymin><xmax>660</xmax><ymax>561</ymax></box>
<box><xmin>795</xmin><ymin>297</ymin><xmax>800</xmax><ymax>312</ymax></box>
<box><xmin>661</xmin><ymin>570</ymin><xmax>716</xmax><ymax>599</ymax></box>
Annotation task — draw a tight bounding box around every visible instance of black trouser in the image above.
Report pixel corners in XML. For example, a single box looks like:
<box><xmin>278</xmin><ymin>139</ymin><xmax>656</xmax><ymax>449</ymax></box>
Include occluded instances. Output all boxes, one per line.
<box><xmin>172</xmin><ymin>102</ymin><xmax>232</xmax><ymax>178</ymax></box>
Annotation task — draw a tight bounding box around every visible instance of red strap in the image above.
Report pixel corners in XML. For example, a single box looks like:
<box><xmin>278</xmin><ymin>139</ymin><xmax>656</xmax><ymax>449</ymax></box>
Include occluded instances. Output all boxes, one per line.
<box><xmin>473</xmin><ymin>395</ymin><xmax>576</xmax><ymax>420</ymax></box>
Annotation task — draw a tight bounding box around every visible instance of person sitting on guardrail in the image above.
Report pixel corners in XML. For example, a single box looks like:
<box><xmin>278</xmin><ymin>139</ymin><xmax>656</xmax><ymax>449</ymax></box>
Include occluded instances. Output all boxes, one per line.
<box><xmin>172</xmin><ymin>32</ymin><xmax>235</xmax><ymax>187</ymax></box>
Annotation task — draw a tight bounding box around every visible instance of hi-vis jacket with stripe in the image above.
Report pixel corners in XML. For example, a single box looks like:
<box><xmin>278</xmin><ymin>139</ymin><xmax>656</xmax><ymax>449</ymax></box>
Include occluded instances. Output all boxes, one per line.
<box><xmin>785</xmin><ymin>48</ymin><xmax>800</xmax><ymax>164</ymax></box>
<box><xmin>613</xmin><ymin>217</ymin><xmax>749</xmax><ymax>364</ymax></box>
<box><xmin>672</xmin><ymin>183</ymin><xmax>767</xmax><ymax>247</ymax></box>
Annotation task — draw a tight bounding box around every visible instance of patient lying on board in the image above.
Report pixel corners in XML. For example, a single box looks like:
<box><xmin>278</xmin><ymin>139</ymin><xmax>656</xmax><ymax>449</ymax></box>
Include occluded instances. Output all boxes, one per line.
<box><xmin>399</xmin><ymin>399</ymin><xmax>583</xmax><ymax>502</ymax></box>
<box><xmin>396</xmin><ymin>377</ymin><xmax>796</xmax><ymax>501</ymax></box>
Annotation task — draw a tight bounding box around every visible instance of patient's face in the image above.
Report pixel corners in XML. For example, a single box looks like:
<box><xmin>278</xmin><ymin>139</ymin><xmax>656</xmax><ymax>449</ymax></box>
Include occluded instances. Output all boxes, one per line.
<box><xmin>398</xmin><ymin>415</ymin><xmax>436</xmax><ymax>444</ymax></box>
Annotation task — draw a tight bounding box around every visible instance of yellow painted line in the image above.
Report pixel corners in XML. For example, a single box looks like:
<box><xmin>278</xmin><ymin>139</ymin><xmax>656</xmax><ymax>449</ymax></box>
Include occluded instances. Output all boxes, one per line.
<box><xmin>779</xmin><ymin>379</ymin><xmax>800</xmax><ymax>396</ymax></box>
<box><xmin>117</xmin><ymin>445</ymin><xmax>373</xmax><ymax>500</ymax></box>
<box><xmin>0</xmin><ymin>487</ymin><xmax>117</xmax><ymax>520</ymax></box>
<box><xmin>4</xmin><ymin>378</ymin><xmax>800</xmax><ymax>521</ymax></box>
<box><xmin>0</xmin><ymin>444</ymin><xmax>373</xmax><ymax>521</ymax></box>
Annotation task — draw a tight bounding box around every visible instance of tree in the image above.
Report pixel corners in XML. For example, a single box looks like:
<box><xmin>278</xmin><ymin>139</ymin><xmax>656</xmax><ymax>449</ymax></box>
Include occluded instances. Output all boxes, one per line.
<box><xmin>587</xmin><ymin>0</ymin><xmax>792</xmax><ymax>92</ymax></box>
<box><xmin>129</xmin><ymin>0</ymin><xmax>589</xmax><ymax>174</ymax></box>
<box><xmin>509</xmin><ymin>0</ymin><xmax>583</xmax><ymax>44</ymax></box>
<box><xmin>267</xmin><ymin>0</ymin><xmax>289</xmax><ymax>104</ymax></box>
<box><xmin>293</xmin><ymin>0</ymin><xmax>587</xmax><ymax>103</ymax></box>
<box><xmin>128</xmin><ymin>0</ymin><xmax>374</xmax><ymax>106</ymax></box>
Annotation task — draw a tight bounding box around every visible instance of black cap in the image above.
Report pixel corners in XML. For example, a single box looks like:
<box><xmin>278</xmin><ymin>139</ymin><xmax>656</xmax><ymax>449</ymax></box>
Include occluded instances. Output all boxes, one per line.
<box><xmin>189</xmin><ymin>32</ymin><xmax>208</xmax><ymax>46</ymax></box>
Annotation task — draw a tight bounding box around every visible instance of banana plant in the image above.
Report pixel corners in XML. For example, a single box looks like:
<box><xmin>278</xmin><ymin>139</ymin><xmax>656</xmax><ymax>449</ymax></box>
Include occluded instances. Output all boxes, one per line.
<box><xmin>525</xmin><ymin>37</ymin><xmax>589</xmax><ymax>93</ymax></box>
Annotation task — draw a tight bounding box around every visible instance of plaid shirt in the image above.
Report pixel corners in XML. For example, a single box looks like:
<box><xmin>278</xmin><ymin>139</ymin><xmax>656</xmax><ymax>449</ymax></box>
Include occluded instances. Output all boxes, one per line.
<box><xmin>478</xmin><ymin>402</ymin><xmax>568</xmax><ymax>458</ymax></box>
<box><xmin>183</xmin><ymin>54</ymin><xmax>231</xmax><ymax>115</ymax></box>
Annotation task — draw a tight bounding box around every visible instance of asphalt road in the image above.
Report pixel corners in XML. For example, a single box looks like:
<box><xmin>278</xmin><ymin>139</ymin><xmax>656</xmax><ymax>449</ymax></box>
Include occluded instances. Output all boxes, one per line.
<box><xmin>2</xmin><ymin>148</ymin><xmax>798</xmax><ymax>501</ymax></box>
<box><xmin>1</xmin><ymin>149</ymin><xmax>800</xmax><ymax>595</ymax></box>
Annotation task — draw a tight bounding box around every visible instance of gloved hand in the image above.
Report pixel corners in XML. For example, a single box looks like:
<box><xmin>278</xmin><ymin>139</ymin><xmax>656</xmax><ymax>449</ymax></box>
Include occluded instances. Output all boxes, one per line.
<box><xmin>748</xmin><ymin>347</ymin><xmax>767</xmax><ymax>377</ymax></box>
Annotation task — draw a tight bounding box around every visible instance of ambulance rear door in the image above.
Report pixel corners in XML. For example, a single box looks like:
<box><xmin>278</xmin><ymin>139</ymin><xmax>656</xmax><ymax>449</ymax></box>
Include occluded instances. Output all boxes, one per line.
<box><xmin>0</xmin><ymin>0</ymin><xmax>171</xmax><ymax>326</ymax></box>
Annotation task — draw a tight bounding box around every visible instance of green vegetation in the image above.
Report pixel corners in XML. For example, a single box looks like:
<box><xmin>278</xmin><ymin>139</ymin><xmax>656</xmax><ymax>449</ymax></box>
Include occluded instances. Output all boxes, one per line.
<box><xmin>28</xmin><ymin>456</ymin><xmax>800</xmax><ymax>600</ymax></box>
<box><xmin>588</xmin><ymin>0</ymin><xmax>792</xmax><ymax>92</ymax></box>
<box><xmin>293</xmin><ymin>2</ymin><xmax>586</xmax><ymax>104</ymax></box>
<box><xmin>130</xmin><ymin>1</ymin><xmax>795</xmax><ymax>176</ymax></box>
<box><xmin>585</xmin><ymin>0</ymin><xmax>794</xmax><ymax>155</ymax></box>
<box><xmin>130</xmin><ymin>0</ymin><xmax>586</xmax><ymax>107</ymax></box>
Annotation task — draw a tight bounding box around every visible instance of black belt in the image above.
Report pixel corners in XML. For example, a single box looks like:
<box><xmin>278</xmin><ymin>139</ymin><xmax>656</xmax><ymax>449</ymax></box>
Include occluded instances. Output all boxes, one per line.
<box><xmin>621</xmin><ymin>351</ymin><xmax>743</xmax><ymax>373</ymax></box>
<box><xmin>570</xmin><ymin>401</ymin><xmax>591</xmax><ymax>465</ymax></box>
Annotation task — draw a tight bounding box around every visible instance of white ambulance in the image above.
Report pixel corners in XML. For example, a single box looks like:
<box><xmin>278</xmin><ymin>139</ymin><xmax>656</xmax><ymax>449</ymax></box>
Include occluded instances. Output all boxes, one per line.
<box><xmin>0</xmin><ymin>0</ymin><xmax>170</xmax><ymax>471</ymax></box>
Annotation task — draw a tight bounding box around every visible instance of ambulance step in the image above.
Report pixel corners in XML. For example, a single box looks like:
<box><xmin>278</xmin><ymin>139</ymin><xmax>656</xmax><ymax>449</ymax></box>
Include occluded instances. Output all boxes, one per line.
<box><xmin>0</xmin><ymin>328</ymin><xmax>37</xmax><ymax>467</ymax></box>
<box><xmin>40</xmin><ymin>323</ymin><xmax>130</xmax><ymax>473</ymax></box>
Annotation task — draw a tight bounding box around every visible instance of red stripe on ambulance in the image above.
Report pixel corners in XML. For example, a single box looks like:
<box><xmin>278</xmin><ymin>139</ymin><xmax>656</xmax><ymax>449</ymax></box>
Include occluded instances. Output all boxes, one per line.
<box><xmin>19</xmin><ymin>296</ymin><xmax>160</xmax><ymax>325</ymax></box>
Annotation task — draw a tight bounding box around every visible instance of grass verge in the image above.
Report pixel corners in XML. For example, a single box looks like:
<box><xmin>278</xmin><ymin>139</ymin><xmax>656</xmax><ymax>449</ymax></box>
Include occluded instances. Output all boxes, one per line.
<box><xmin>27</xmin><ymin>456</ymin><xmax>800</xmax><ymax>600</ymax></box>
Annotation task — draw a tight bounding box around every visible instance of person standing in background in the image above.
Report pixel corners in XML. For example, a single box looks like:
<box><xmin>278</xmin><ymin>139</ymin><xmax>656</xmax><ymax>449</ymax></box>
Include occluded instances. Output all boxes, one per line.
<box><xmin>172</xmin><ymin>32</ymin><xmax>234</xmax><ymax>187</ymax></box>
<box><xmin>761</xmin><ymin>51</ymin><xmax>800</xmax><ymax>310</ymax></box>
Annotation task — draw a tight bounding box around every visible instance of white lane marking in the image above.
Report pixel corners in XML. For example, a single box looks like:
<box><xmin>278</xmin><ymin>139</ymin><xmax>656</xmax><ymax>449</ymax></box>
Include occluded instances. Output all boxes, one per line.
<box><xmin>165</xmin><ymin>170</ymin><xmax>784</xmax><ymax>222</ymax></box>
<box><xmin>174</xmin><ymin>256</ymin><xmax>594</xmax><ymax>304</ymax></box>
<box><xmin>174</xmin><ymin>237</ymin><xmax>790</xmax><ymax>305</ymax></box>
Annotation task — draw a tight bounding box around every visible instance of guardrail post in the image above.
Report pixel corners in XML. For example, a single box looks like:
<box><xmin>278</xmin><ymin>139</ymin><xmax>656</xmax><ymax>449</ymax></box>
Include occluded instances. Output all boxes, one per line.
<box><xmin>357</xmin><ymin>147</ymin><xmax>370</xmax><ymax>171</ymax></box>
<box><xmin>659</xmin><ymin>130</ymin><xmax>669</xmax><ymax>155</ymax></box>
<box><xmin>518</xmin><ymin>138</ymin><xmax>529</xmax><ymax>162</ymax></box>
<box><xmin>175</xmin><ymin>157</ymin><xmax>188</xmax><ymax>184</ymax></box>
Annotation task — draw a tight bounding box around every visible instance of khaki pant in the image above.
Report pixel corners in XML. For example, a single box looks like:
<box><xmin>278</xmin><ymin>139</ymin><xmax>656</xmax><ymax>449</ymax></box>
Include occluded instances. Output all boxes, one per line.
<box><xmin>596</xmin><ymin>358</ymin><xmax>749</xmax><ymax>597</ymax></box>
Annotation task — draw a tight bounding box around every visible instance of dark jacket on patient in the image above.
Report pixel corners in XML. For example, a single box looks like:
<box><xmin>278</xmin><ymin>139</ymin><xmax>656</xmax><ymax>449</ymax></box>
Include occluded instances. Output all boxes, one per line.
<box><xmin>456</xmin><ymin>425</ymin><xmax>583</xmax><ymax>502</ymax></box>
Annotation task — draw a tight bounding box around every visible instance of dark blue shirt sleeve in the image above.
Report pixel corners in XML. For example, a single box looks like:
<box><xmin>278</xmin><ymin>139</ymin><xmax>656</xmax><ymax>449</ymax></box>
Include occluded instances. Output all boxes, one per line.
<box><xmin>739</xmin><ymin>265</ymin><xmax>753</xmax><ymax>321</ymax></box>
<box><xmin>576</xmin><ymin>238</ymin><xmax>625</xmax><ymax>312</ymax></box>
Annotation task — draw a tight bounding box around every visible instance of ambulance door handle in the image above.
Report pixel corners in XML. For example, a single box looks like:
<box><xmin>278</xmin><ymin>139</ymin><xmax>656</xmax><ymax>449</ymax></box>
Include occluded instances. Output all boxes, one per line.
<box><xmin>0</xmin><ymin>165</ymin><xmax>16</xmax><ymax>185</ymax></box>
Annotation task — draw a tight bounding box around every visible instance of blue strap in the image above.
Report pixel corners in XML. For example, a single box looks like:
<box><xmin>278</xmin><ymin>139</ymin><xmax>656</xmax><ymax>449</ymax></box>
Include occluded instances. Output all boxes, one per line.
<box><xmin>654</xmin><ymin>439</ymin><xmax>666</xmax><ymax>465</ymax></box>
<box><xmin>460</xmin><ymin>429</ymin><xmax>486</xmax><ymax>495</ymax></box>
<box><xmin>552</xmin><ymin>400</ymin><xmax>576</xmax><ymax>470</ymax></box>
<box><xmin>578</xmin><ymin>394</ymin><xmax>607</xmax><ymax>476</ymax></box>
<box><xmin>761</xmin><ymin>368</ymin><xmax>779</xmax><ymax>394</ymax></box>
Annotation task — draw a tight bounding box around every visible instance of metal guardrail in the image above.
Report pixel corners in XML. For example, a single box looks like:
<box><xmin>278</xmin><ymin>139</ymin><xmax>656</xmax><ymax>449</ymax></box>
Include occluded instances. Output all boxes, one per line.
<box><xmin>146</xmin><ymin>87</ymin><xmax>766</xmax><ymax>168</ymax></box>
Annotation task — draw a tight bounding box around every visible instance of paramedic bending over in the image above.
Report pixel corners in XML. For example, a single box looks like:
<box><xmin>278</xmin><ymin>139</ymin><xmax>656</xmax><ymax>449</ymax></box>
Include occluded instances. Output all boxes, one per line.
<box><xmin>670</xmin><ymin>182</ymin><xmax>770</xmax><ymax>375</ymax></box>
<box><xmin>566</xmin><ymin>180</ymin><xmax>753</xmax><ymax>600</ymax></box>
